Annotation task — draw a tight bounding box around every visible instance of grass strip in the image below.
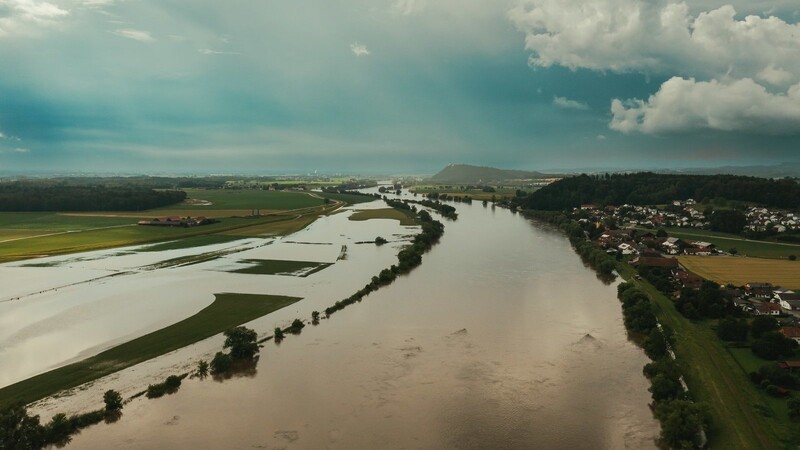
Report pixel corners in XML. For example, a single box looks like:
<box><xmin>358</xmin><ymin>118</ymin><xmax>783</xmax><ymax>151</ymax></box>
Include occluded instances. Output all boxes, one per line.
<box><xmin>348</xmin><ymin>208</ymin><xmax>418</xmax><ymax>226</ymax></box>
<box><xmin>0</xmin><ymin>293</ymin><xmax>300</xmax><ymax>407</ymax></box>
<box><xmin>232</xmin><ymin>259</ymin><xmax>332</xmax><ymax>276</ymax></box>
<box><xmin>137</xmin><ymin>235</ymin><xmax>245</xmax><ymax>252</ymax></box>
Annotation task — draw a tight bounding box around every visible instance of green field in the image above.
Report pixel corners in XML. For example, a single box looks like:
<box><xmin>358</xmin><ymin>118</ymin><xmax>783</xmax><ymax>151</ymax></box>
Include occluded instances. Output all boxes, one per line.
<box><xmin>231</xmin><ymin>259</ymin><xmax>332</xmax><ymax>276</ymax></box>
<box><xmin>619</xmin><ymin>264</ymin><xmax>784</xmax><ymax>449</ymax></box>
<box><xmin>317</xmin><ymin>192</ymin><xmax>376</xmax><ymax>205</ymax></box>
<box><xmin>662</xmin><ymin>227</ymin><xmax>800</xmax><ymax>259</ymax></box>
<box><xmin>169</xmin><ymin>189</ymin><xmax>324</xmax><ymax>210</ymax></box>
<box><xmin>0</xmin><ymin>213</ymin><xmax>138</xmax><ymax>233</ymax></box>
<box><xmin>0</xmin><ymin>293</ymin><xmax>300</xmax><ymax>407</ymax></box>
<box><xmin>349</xmin><ymin>208</ymin><xmax>418</xmax><ymax>226</ymax></box>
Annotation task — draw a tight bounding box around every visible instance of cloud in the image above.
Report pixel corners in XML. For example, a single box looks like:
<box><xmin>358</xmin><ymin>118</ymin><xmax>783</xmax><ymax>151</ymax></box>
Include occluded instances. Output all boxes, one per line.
<box><xmin>596</xmin><ymin>134</ymin><xmax>607</xmax><ymax>140</ymax></box>
<box><xmin>198</xmin><ymin>48</ymin><xmax>239</xmax><ymax>55</ymax></box>
<box><xmin>391</xmin><ymin>0</ymin><xmax>426</xmax><ymax>16</ymax></box>
<box><xmin>111</xmin><ymin>28</ymin><xmax>154</xmax><ymax>42</ymax></box>
<box><xmin>610</xmin><ymin>77</ymin><xmax>800</xmax><ymax>135</ymax></box>
<box><xmin>350</xmin><ymin>42</ymin><xmax>370</xmax><ymax>56</ymax></box>
<box><xmin>509</xmin><ymin>1</ymin><xmax>800</xmax><ymax>86</ymax></box>
<box><xmin>0</xmin><ymin>0</ymin><xmax>69</xmax><ymax>36</ymax></box>
<box><xmin>14</xmin><ymin>147</ymin><xmax>29</xmax><ymax>153</ymax></box>
<box><xmin>510</xmin><ymin>0</ymin><xmax>800</xmax><ymax>135</ymax></box>
<box><xmin>553</xmin><ymin>96</ymin><xmax>588</xmax><ymax>110</ymax></box>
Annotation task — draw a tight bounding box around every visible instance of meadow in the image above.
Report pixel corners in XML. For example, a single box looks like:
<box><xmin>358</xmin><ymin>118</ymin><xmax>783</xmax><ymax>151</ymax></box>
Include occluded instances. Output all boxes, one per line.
<box><xmin>348</xmin><ymin>208</ymin><xmax>418</xmax><ymax>226</ymax></box>
<box><xmin>231</xmin><ymin>259</ymin><xmax>332</xmax><ymax>276</ymax></box>
<box><xmin>679</xmin><ymin>256</ymin><xmax>800</xmax><ymax>289</ymax></box>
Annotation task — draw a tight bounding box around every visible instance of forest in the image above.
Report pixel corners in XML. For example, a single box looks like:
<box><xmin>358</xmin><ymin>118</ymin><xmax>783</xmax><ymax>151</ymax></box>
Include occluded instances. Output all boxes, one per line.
<box><xmin>520</xmin><ymin>173</ymin><xmax>800</xmax><ymax>211</ymax></box>
<box><xmin>0</xmin><ymin>182</ymin><xmax>187</xmax><ymax>212</ymax></box>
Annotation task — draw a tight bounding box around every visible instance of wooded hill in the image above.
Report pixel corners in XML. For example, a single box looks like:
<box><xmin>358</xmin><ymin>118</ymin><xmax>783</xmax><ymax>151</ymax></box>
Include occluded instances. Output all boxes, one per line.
<box><xmin>521</xmin><ymin>173</ymin><xmax>800</xmax><ymax>211</ymax></box>
<box><xmin>429</xmin><ymin>164</ymin><xmax>555</xmax><ymax>184</ymax></box>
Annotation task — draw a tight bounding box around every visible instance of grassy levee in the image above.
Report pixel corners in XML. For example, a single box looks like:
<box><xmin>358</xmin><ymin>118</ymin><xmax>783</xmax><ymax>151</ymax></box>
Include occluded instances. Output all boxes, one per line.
<box><xmin>348</xmin><ymin>208</ymin><xmax>418</xmax><ymax>226</ymax></box>
<box><xmin>0</xmin><ymin>293</ymin><xmax>300</xmax><ymax>408</ymax></box>
<box><xmin>316</xmin><ymin>191</ymin><xmax>376</xmax><ymax>205</ymax></box>
<box><xmin>618</xmin><ymin>264</ymin><xmax>783</xmax><ymax>449</ymax></box>
<box><xmin>232</xmin><ymin>259</ymin><xmax>332</xmax><ymax>276</ymax></box>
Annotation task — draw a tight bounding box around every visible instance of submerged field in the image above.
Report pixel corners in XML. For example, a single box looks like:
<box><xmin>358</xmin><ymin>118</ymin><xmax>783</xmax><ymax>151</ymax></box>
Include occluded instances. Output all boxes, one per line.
<box><xmin>0</xmin><ymin>293</ymin><xmax>300</xmax><ymax>406</ymax></box>
<box><xmin>679</xmin><ymin>256</ymin><xmax>800</xmax><ymax>289</ymax></box>
<box><xmin>231</xmin><ymin>259</ymin><xmax>332</xmax><ymax>276</ymax></box>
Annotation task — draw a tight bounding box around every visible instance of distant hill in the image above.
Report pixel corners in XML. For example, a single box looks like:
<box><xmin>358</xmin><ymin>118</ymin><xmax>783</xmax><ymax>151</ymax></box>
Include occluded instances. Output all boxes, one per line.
<box><xmin>430</xmin><ymin>164</ymin><xmax>555</xmax><ymax>184</ymax></box>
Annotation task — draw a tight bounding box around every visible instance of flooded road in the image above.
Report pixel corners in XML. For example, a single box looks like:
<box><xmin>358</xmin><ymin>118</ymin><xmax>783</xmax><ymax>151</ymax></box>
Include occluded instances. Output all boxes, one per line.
<box><xmin>56</xmin><ymin>198</ymin><xmax>658</xmax><ymax>449</ymax></box>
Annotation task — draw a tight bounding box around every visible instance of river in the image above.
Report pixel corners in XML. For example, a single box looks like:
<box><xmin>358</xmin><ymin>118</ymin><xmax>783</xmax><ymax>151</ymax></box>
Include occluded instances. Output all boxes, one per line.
<box><xmin>57</xmin><ymin>194</ymin><xmax>659</xmax><ymax>449</ymax></box>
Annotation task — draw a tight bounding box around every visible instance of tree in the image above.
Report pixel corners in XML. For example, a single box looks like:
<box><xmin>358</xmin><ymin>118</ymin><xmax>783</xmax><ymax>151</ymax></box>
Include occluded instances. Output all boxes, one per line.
<box><xmin>717</xmin><ymin>318</ymin><xmax>748</xmax><ymax>341</ymax></box>
<box><xmin>210</xmin><ymin>352</ymin><xmax>232</xmax><ymax>374</ymax></box>
<box><xmin>103</xmin><ymin>389</ymin><xmax>123</xmax><ymax>412</ymax></box>
<box><xmin>44</xmin><ymin>413</ymin><xmax>74</xmax><ymax>446</ymax></box>
<box><xmin>649</xmin><ymin>373</ymin><xmax>683</xmax><ymax>402</ymax></box>
<box><xmin>223</xmin><ymin>326</ymin><xmax>259</xmax><ymax>360</ymax></box>
<box><xmin>656</xmin><ymin>228</ymin><xmax>668</xmax><ymax>238</ymax></box>
<box><xmin>790</xmin><ymin>254</ymin><xmax>797</xmax><ymax>261</ymax></box>
<box><xmin>291</xmin><ymin>319</ymin><xmax>305</xmax><ymax>332</ymax></box>
<box><xmin>751</xmin><ymin>316</ymin><xmax>779</xmax><ymax>339</ymax></box>
<box><xmin>729</xmin><ymin>247</ymin><xmax>738</xmax><ymax>255</ymax></box>
<box><xmin>374</xmin><ymin>236</ymin><xmax>388</xmax><ymax>246</ymax></box>
<box><xmin>0</xmin><ymin>404</ymin><xmax>46</xmax><ymax>450</ymax></box>
<box><xmin>788</xmin><ymin>398</ymin><xmax>800</xmax><ymax>420</ymax></box>
<box><xmin>710</xmin><ymin>210</ymin><xmax>747</xmax><ymax>234</ymax></box>
<box><xmin>196</xmin><ymin>360</ymin><xmax>209</xmax><ymax>377</ymax></box>
<box><xmin>274</xmin><ymin>327</ymin><xmax>285</xmax><ymax>341</ymax></box>
<box><xmin>655</xmin><ymin>400</ymin><xmax>711</xmax><ymax>449</ymax></box>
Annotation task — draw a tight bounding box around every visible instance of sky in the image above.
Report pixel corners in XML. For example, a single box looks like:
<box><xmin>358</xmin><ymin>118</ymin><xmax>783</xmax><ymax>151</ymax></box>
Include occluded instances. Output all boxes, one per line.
<box><xmin>0</xmin><ymin>0</ymin><xmax>799</xmax><ymax>174</ymax></box>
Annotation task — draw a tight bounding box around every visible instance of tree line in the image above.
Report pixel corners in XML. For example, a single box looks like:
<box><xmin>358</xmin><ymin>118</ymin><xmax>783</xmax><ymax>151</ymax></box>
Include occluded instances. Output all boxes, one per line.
<box><xmin>0</xmin><ymin>182</ymin><xmax>187</xmax><ymax>211</ymax></box>
<box><xmin>520</xmin><ymin>173</ymin><xmax>800</xmax><ymax>210</ymax></box>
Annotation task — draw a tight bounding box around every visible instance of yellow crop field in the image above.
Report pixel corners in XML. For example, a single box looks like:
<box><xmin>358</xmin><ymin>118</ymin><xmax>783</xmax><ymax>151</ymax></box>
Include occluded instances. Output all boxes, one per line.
<box><xmin>679</xmin><ymin>256</ymin><xmax>800</xmax><ymax>289</ymax></box>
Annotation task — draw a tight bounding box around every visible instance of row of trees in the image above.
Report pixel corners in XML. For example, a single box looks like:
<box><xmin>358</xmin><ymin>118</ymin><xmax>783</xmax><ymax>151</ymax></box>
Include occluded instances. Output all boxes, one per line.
<box><xmin>324</xmin><ymin>203</ymin><xmax>445</xmax><ymax>317</ymax></box>
<box><xmin>0</xmin><ymin>182</ymin><xmax>187</xmax><ymax>211</ymax></box>
<box><xmin>0</xmin><ymin>389</ymin><xmax>123</xmax><ymax>448</ymax></box>
<box><xmin>618</xmin><ymin>283</ymin><xmax>711</xmax><ymax>449</ymax></box>
<box><xmin>521</xmin><ymin>173</ymin><xmax>800</xmax><ymax>211</ymax></box>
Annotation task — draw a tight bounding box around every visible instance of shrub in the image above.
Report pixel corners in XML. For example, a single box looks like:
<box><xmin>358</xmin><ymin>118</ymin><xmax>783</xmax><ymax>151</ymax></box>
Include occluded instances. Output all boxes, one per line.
<box><xmin>103</xmin><ymin>389</ymin><xmax>123</xmax><ymax>412</ymax></box>
<box><xmin>196</xmin><ymin>360</ymin><xmax>209</xmax><ymax>377</ymax></box>
<box><xmin>223</xmin><ymin>326</ymin><xmax>259</xmax><ymax>360</ymax></box>
<box><xmin>210</xmin><ymin>352</ymin><xmax>233</xmax><ymax>374</ymax></box>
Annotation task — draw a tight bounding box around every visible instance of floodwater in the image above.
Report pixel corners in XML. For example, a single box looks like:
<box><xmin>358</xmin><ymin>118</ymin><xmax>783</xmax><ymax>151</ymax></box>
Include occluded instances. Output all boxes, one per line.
<box><xmin>21</xmin><ymin>195</ymin><xmax>658</xmax><ymax>449</ymax></box>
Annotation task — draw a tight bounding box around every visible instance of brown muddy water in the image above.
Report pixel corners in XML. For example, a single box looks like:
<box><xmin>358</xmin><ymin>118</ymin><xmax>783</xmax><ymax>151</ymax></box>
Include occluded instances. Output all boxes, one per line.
<box><xmin>57</xmin><ymin>199</ymin><xmax>659</xmax><ymax>449</ymax></box>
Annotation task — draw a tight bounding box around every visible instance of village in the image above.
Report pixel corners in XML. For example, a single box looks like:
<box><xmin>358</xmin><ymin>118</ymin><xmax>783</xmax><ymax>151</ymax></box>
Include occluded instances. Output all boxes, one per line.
<box><xmin>576</xmin><ymin>199</ymin><xmax>800</xmax><ymax>234</ymax></box>
<box><xmin>570</xmin><ymin>202</ymin><xmax>800</xmax><ymax>346</ymax></box>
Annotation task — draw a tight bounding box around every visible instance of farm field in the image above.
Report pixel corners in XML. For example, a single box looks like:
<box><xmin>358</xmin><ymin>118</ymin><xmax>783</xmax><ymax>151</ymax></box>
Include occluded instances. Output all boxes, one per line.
<box><xmin>679</xmin><ymin>256</ymin><xmax>800</xmax><ymax>289</ymax></box>
<box><xmin>349</xmin><ymin>208</ymin><xmax>418</xmax><ymax>226</ymax></box>
<box><xmin>0</xmin><ymin>293</ymin><xmax>301</xmax><ymax>407</ymax></box>
<box><xmin>662</xmin><ymin>227</ymin><xmax>800</xmax><ymax>259</ymax></box>
<box><xmin>0</xmin><ymin>190</ymin><xmax>349</xmax><ymax>262</ymax></box>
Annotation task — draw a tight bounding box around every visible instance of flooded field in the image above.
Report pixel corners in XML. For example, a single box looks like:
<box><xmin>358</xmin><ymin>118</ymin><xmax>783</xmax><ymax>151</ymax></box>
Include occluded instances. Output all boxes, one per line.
<box><xmin>6</xmin><ymin>194</ymin><xmax>659</xmax><ymax>449</ymax></box>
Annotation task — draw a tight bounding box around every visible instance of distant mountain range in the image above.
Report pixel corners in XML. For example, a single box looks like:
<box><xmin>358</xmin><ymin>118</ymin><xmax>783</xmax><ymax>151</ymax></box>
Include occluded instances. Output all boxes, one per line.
<box><xmin>429</xmin><ymin>164</ymin><xmax>558</xmax><ymax>184</ymax></box>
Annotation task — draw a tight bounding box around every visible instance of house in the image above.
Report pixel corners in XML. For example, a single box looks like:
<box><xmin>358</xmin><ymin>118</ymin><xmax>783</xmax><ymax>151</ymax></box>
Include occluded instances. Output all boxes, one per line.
<box><xmin>580</xmin><ymin>204</ymin><xmax>598</xmax><ymax>210</ymax></box>
<box><xmin>754</xmin><ymin>302</ymin><xmax>782</xmax><ymax>316</ymax></box>
<box><xmin>778</xmin><ymin>361</ymin><xmax>800</xmax><ymax>370</ymax></box>
<box><xmin>780</xmin><ymin>327</ymin><xmax>800</xmax><ymax>344</ymax></box>
<box><xmin>776</xmin><ymin>292</ymin><xmax>800</xmax><ymax>311</ymax></box>
<box><xmin>673</xmin><ymin>270</ymin><xmax>704</xmax><ymax>289</ymax></box>
<box><xmin>733</xmin><ymin>298</ymin><xmax>755</xmax><ymax>313</ymax></box>
<box><xmin>684</xmin><ymin>247</ymin><xmax>712</xmax><ymax>256</ymax></box>
<box><xmin>617</xmin><ymin>242</ymin><xmax>638</xmax><ymax>255</ymax></box>
<box><xmin>746</xmin><ymin>282</ymin><xmax>775</xmax><ymax>299</ymax></box>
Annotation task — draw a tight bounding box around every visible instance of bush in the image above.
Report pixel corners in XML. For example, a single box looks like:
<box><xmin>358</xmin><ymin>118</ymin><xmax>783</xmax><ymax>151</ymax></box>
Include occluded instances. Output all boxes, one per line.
<box><xmin>146</xmin><ymin>375</ymin><xmax>183</xmax><ymax>399</ymax></box>
<box><xmin>290</xmin><ymin>319</ymin><xmax>305</xmax><ymax>332</ymax></box>
<box><xmin>655</xmin><ymin>399</ymin><xmax>712</xmax><ymax>449</ymax></box>
<box><xmin>210</xmin><ymin>352</ymin><xmax>233</xmax><ymax>374</ymax></box>
<box><xmin>196</xmin><ymin>360</ymin><xmax>209</xmax><ymax>377</ymax></box>
<box><xmin>649</xmin><ymin>373</ymin><xmax>683</xmax><ymax>402</ymax></box>
<box><xmin>788</xmin><ymin>398</ymin><xmax>800</xmax><ymax>420</ymax></box>
<box><xmin>44</xmin><ymin>413</ymin><xmax>74</xmax><ymax>446</ymax></box>
<box><xmin>751</xmin><ymin>316</ymin><xmax>779</xmax><ymax>339</ymax></box>
<box><xmin>274</xmin><ymin>327</ymin><xmax>285</xmax><ymax>341</ymax></box>
<box><xmin>717</xmin><ymin>318</ymin><xmax>749</xmax><ymax>341</ymax></box>
<box><xmin>103</xmin><ymin>389</ymin><xmax>123</xmax><ymax>412</ymax></box>
<box><xmin>223</xmin><ymin>326</ymin><xmax>259</xmax><ymax>360</ymax></box>
<box><xmin>374</xmin><ymin>236</ymin><xmax>388</xmax><ymax>246</ymax></box>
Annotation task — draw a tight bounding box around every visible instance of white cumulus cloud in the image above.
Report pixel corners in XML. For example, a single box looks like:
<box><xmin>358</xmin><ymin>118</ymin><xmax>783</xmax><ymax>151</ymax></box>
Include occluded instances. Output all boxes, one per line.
<box><xmin>553</xmin><ymin>96</ymin><xmax>588</xmax><ymax>110</ymax></box>
<box><xmin>350</xmin><ymin>42</ymin><xmax>370</xmax><ymax>56</ymax></box>
<box><xmin>391</xmin><ymin>0</ymin><xmax>426</xmax><ymax>16</ymax></box>
<box><xmin>610</xmin><ymin>77</ymin><xmax>800</xmax><ymax>135</ymax></box>
<box><xmin>510</xmin><ymin>0</ymin><xmax>800</xmax><ymax>134</ymax></box>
